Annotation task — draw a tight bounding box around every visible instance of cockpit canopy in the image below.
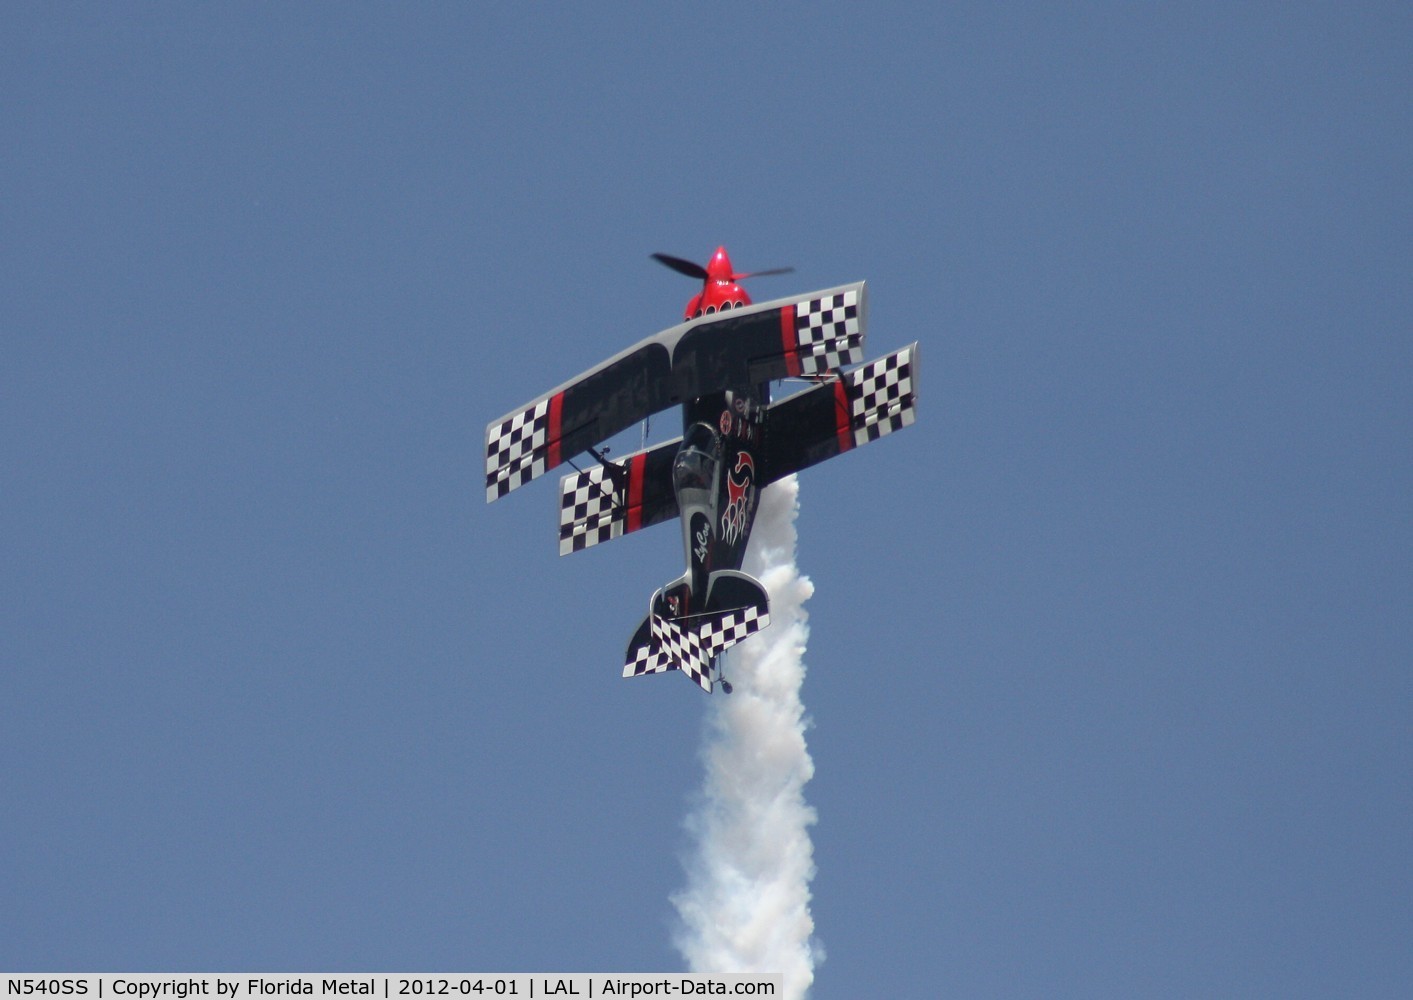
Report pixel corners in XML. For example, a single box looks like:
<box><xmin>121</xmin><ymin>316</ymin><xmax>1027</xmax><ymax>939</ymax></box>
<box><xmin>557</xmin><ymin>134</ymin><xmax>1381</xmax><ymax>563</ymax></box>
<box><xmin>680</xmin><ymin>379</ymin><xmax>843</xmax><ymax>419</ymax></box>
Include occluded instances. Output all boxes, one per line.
<box><xmin>673</xmin><ymin>423</ymin><xmax>721</xmax><ymax>493</ymax></box>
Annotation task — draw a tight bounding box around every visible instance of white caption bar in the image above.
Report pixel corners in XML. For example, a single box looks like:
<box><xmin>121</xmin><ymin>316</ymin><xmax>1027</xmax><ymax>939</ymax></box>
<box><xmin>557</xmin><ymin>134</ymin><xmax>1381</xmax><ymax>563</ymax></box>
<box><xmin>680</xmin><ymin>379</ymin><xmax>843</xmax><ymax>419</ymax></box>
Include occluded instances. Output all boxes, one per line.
<box><xmin>0</xmin><ymin>976</ymin><xmax>781</xmax><ymax>999</ymax></box>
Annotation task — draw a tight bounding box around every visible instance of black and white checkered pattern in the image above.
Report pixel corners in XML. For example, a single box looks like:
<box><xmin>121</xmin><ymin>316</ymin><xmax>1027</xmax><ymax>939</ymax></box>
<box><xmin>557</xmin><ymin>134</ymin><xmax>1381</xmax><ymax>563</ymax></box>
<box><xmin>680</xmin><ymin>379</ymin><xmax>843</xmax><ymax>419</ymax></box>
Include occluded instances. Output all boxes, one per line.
<box><xmin>558</xmin><ymin>465</ymin><xmax>623</xmax><ymax>555</ymax></box>
<box><xmin>845</xmin><ymin>344</ymin><xmax>916</xmax><ymax>447</ymax></box>
<box><xmin>695</xmin><ymin>604</ymin><xmax>767</xmax><ymax>658</ymax></box>
<box><xmin>485</xmin><ymin>399</ymin><xmax>551</xmax><ymax>502</ymax></box>
<box><xmin>624</xmin><ymin>615</ymin><xmax>699</xmax><ymax>684</ymax></box>
<box><xmin>623</xmin><ymin>605</ymin><xmax>770</xmax><ymax>693</ymax></box>
<box><xmin>650</xmin><ymin>614</ymin><xmax>713</xmax><ymax>690</ymax></box>
<box><xmin>794</xmin><ymin>289</ymin><xmax>863</xmax><ymax>375</ymax></box>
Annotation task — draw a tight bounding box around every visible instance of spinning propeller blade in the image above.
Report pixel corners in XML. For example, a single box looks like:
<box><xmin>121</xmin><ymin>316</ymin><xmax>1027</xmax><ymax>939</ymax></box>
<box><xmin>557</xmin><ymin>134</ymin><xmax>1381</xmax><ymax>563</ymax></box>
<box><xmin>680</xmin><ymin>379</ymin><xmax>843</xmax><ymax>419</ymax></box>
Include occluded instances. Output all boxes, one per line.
<box><xmin>653</xmin><ymin>253</ymin><xmax>794</xmax><ymax>282</ymax></box>
<box><xmin>650</xmin><ymin>253</ymin><xmax>709</xmax><ymax>280</ymax></box>
<box><xmin>733</xmin><ymin>267</ymin><xmax>795</xmax><ymax>279</ymax></box>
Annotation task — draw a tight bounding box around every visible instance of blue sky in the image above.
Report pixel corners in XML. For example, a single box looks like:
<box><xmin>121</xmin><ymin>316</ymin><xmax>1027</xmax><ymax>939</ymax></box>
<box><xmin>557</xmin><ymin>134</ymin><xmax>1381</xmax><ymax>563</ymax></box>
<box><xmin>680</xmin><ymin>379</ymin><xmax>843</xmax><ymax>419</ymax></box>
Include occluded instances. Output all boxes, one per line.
<box><xmin>3</xmin><ymin>3</ymin><xmax>1410</xmax><ymax>995</ymax></box>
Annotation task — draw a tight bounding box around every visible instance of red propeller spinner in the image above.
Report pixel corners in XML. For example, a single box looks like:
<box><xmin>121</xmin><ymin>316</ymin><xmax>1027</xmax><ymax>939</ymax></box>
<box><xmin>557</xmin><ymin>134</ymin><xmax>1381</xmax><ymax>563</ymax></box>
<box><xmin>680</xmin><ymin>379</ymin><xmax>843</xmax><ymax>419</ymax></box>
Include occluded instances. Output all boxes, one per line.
<box><xmin>651</xmin><ymin>247</ymin><xmax>794</xmax><ymax>321</ymax></box>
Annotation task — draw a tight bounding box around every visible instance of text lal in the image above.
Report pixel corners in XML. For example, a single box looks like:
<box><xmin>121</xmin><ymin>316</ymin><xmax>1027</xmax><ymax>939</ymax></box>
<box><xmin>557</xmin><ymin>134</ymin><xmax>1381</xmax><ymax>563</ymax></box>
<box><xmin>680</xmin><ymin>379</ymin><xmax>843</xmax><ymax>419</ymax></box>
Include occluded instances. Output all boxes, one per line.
<box><xmin>542</xmin><ymin>984</ymin><xmax>733</xmax><ymax>996</ymax></box>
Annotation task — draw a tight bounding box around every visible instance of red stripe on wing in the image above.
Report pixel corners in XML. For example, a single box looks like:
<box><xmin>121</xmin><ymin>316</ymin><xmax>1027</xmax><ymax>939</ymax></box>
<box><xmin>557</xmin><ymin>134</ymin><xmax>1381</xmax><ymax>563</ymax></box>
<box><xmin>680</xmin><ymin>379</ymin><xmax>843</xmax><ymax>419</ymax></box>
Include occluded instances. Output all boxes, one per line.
<box><xmin>626</xmin><ymin>451</ymin><xmax>646</xmax><ymax>533</ymax></box>
<box><xmin>779</xmin><ymin>306</ymin><xmax>802</xmax><ymax>378</ymax></box>
<box><xmin>833</xmin><ymin>377</ymin><xmax>853</xmax><ymax>455</ymax></box>
<box><xmin>546</xmin><ymin>391</ymin><xmax>564</xmax><ymax>468</ymax></box>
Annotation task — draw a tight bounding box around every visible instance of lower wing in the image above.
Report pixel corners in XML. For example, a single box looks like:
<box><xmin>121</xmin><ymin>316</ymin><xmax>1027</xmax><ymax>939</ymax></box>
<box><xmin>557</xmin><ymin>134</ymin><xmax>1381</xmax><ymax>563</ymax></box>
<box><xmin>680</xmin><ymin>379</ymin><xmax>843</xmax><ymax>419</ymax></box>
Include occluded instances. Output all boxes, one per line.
<box><xmin>760</xmin><ymin>342</ymin><xmax>919</xmax><ymax>484</ymax></box>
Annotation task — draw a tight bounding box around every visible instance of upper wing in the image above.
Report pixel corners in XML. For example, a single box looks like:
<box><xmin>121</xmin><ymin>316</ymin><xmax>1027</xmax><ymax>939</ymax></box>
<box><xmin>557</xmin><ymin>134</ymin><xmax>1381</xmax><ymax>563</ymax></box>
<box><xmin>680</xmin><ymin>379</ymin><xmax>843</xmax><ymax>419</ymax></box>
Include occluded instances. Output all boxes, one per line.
<box><xmin>759</xmin><ymin>342</ymin><xmax>918</xmax><ymax>485</ymax></box>
<box><xmin>558</xmin><ymin>437</ymin><xmax>681</xmax><ymax>555</ymax></box>
<box><xmin>486</xmin><ymin>341</ymin><xmax>673</xmax><ymax>502</ymax></box>
<box><xmin>671</xmin><ymin>283</ymin><xmax>867</xmax><ymax>395</ymax></box>
<box><xmin>486</xmin><ymin>282</ymin><xmax>867</xmax><ymax>502</ymax></box>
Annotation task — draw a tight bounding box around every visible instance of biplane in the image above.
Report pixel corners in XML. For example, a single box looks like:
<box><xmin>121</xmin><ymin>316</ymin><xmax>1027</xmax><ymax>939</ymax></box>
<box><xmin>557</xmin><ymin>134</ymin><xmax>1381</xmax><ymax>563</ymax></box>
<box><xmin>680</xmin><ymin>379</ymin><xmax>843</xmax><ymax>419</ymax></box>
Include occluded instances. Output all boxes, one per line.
<box><xmin>485</xmin><ymin>248</ymin><xmax>918</xmax><ymax>693</ymax></box>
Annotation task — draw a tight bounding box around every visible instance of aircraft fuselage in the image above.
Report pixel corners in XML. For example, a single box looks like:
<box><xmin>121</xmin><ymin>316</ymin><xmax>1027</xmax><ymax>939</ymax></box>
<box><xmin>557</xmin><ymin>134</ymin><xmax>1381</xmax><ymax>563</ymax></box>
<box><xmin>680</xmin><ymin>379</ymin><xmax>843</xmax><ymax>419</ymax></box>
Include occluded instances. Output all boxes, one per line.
<box><xmin>665</xmin><ymin>386</ymin><xmax>767</xmax><ymax>616</ymax></box>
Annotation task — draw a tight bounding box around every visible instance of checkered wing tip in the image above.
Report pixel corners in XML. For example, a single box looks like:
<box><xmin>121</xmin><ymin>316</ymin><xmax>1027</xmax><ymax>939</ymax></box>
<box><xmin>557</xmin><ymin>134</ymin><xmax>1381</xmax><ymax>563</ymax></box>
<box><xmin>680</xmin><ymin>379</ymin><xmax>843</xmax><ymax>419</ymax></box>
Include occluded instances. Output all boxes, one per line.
<box><xmin>558</xmin><ymin>464</ymin><xmax>624</xmax><ymax>555</ymax></box>
<box><xmin>486</xmin><ymin>398</ymin><xmax>553</xmax><ymax>503</ymax></box>
<box><xmin>844</xmin><ymin>342</ymin><xmax>918</xmax><ymax>446</ymax></box>
<box><xmin>793</xmin><ymin>287</ymin><xmax>866</xmax><ymax>375</ymax></box>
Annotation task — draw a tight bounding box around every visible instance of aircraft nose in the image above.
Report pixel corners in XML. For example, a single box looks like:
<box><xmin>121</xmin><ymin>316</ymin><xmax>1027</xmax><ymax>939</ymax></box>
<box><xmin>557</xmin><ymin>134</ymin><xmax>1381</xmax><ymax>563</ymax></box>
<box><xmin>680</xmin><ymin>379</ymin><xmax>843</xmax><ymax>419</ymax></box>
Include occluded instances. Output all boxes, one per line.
<box><xmin>707</xmin><ymin>246</ymin><xmax>734</xmax><ymax>280</ymax></box>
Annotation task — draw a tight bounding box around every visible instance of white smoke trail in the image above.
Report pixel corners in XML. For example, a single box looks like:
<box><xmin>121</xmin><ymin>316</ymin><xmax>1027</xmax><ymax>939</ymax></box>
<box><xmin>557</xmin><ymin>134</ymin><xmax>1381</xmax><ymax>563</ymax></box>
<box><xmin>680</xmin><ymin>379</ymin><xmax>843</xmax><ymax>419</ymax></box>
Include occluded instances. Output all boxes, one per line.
<box><xmin>673</xmin><ymin>475</ymin><xmax>820</xmax><ymax>999</ymax></box>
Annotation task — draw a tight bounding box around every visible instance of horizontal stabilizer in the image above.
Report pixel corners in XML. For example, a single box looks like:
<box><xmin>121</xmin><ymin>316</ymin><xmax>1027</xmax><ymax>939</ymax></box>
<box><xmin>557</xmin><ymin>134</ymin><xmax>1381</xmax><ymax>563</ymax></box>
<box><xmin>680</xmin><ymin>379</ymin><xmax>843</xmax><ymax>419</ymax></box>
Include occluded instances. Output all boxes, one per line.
<box><xmin>761</xmin><ymin>342</ymin><xmax>918</xmax><ymax>484</ymax></box>
<box><xmin>623</xmin><ymin>571</ymin><xmax>770</xmax><ymax>692</ymax></box>
<box><xmin>558</xmin><ymin>438</ymin><xmax>680</xmax><ymax>555</ymax></box>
